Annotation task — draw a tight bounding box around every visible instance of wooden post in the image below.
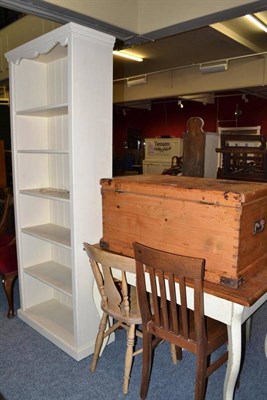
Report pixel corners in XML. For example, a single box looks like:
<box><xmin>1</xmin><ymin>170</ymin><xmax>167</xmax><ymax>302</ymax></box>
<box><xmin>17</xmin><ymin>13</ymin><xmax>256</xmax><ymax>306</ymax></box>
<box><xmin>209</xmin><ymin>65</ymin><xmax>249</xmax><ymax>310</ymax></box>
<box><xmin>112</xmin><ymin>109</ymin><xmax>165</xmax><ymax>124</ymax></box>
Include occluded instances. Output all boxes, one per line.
<box><xmin>182</xmin><ymin>117</ymin><xmax>206</xmax><ymax>177</ymax></box>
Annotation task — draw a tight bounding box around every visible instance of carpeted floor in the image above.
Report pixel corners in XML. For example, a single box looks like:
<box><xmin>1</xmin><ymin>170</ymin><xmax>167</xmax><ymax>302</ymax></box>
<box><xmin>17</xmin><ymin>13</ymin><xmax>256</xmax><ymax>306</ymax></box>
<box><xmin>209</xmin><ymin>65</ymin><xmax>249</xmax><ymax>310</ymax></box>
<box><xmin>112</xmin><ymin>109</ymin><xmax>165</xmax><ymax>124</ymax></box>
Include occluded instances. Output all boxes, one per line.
<box><xmin>0</xmin><ymin>280</ymin><xmax>266</xmax><ymax>399</ymax></box>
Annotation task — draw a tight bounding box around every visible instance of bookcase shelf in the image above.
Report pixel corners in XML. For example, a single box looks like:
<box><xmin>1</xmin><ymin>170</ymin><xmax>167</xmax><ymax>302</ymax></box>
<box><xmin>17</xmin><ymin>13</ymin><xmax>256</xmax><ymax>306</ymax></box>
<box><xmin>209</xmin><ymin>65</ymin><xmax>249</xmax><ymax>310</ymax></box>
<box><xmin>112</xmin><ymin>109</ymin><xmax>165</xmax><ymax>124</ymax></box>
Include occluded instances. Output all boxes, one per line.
<box><xmin>16</xmin><ymin>103</ymin><xmax>68</xmax><ymax>117</ymax></box>
<box><xmin>20</xmin><ymin>188</ymin><xmax>70</xmax><ymax>201</ymax></box>
<box><xmin>18</xmin><ymin>300</ymin><xmax>75</xmax><ymax>356</ymax></box>
<box><xmin>18</xmin><ymin>150</ymin><xmax>69</xmax><ymax>154</ymax></box>
<box><xmin>22</xmin><ymin>224</ymin><xmax>71</xmax><ymax>248</ymax></box>
<box><xmin>6</xmin><ymin>22</ymin><xmax>115</xmax><ymax>361</ymax></box>
<box><xmin>24</xmin><ymin>261</ymin><xmax>72</xmax><ymax>296</ymax></box>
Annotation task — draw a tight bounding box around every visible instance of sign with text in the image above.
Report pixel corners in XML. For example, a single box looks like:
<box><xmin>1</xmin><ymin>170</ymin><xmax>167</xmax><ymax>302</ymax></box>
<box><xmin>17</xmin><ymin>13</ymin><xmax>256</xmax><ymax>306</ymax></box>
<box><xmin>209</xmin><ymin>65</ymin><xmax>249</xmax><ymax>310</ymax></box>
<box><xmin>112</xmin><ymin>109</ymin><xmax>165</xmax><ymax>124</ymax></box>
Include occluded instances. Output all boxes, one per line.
<box><xmin>145</xmin><ymin>138</ymin><xmax>183</xmax><ymax>160</ymax></box>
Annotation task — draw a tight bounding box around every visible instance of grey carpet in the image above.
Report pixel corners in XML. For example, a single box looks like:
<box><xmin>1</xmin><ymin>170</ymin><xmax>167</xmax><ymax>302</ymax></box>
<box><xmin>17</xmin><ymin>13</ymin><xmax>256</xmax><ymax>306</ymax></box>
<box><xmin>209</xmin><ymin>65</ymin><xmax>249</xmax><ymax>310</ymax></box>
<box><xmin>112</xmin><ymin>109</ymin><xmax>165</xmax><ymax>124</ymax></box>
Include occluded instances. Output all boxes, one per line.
<box><xmin>0</xmin><ymin>280</ymin><xmax>266</xmax><ymax>399</ymax></box>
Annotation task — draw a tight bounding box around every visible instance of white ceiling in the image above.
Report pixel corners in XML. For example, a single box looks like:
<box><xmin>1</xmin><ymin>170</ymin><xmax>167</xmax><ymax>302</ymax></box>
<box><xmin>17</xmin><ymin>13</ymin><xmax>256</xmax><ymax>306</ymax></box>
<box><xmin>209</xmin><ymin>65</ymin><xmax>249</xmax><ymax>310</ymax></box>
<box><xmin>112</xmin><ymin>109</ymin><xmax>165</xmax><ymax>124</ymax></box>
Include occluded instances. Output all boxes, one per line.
<box><xmin>113</xmin><ymin>10</ymin><xmax>267</xmax><ymax>101</ymax></box>
<box><xmin>1</xmin><ymin>0</ymin><xmax>267</xmax><ymax>100</ymax></box>
<box><xmin>113</xmin><ymin>11</ymin><xmax>267</xmax><ymax>79</ymax></box>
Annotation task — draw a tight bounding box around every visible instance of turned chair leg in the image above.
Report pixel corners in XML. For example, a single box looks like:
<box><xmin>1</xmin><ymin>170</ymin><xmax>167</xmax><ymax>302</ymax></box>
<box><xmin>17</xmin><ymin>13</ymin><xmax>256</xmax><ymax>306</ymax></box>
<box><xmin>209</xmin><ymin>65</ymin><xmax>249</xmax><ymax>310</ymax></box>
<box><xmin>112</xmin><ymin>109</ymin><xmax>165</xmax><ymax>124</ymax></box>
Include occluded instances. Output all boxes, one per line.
<box><xmin>123</xmin><ymin>323</ymin><xmax>136</xmax><ymax>395</ymax></box>
<box><xmin>90</xmin><ymin>312</ymin><xmax>109</xmax><ymax>372</ymax></box>
<box><xmin>1</xmin><ymin>271</ymin><xmax>18</xmax><ymax>318</ymax></box>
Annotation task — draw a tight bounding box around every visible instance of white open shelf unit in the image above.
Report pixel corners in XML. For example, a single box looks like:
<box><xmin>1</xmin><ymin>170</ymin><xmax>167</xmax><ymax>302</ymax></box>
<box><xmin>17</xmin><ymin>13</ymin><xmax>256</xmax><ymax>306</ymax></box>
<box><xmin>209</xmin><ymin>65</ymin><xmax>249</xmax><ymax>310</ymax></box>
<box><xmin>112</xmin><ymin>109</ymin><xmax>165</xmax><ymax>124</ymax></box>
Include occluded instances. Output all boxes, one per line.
<box><xmin>6</xmin><ymin>23</ymin><xmax>115</xmax><ymax>360</ymax></box>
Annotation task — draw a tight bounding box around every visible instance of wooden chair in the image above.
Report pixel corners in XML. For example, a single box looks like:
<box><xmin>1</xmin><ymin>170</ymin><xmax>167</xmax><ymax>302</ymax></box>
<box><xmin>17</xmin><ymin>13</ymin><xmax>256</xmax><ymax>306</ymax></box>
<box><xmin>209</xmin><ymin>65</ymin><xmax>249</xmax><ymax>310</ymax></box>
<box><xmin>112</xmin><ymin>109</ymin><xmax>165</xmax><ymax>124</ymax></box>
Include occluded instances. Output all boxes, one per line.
<box><xmin>83</xmin><ymin>242</ymin><xmax>144</xmax><ymax>395</ymax></box>
<box><xmin>0</xmin><ymin>188</ymin><xmax>17</xmax><ymax>318</ymax></box>
<box><xmin>0</xmin><ymin>237</ymin><xmax>17</xmax><ymax>318</ymax></box>
<box><xmin>133</xmin><ymin>242</ymin><xmax>228</xmax><ymax>400</ymax></box>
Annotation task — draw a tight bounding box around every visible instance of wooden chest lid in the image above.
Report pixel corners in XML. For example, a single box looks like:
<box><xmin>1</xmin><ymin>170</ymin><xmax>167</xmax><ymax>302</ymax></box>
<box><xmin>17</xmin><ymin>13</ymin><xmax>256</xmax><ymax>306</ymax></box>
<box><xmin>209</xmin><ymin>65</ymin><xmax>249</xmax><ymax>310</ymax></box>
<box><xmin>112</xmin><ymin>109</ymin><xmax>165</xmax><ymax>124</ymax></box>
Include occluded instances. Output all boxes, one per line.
<box><xmin>100</xmin><ymin>175</ymin><xmax>267</xmax><ymax>207</ymax></box>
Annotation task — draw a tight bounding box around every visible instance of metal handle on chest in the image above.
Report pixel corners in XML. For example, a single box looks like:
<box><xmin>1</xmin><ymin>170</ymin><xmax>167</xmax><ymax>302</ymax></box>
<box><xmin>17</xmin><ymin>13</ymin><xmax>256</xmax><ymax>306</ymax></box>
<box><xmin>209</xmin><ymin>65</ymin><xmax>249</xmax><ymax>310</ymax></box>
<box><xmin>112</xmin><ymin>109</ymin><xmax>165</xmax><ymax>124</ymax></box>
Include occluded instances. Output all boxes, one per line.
<box><xmin>253</xmin><ymin>218</ymin><xmax>265</xmax><ymax>235</ymax></box>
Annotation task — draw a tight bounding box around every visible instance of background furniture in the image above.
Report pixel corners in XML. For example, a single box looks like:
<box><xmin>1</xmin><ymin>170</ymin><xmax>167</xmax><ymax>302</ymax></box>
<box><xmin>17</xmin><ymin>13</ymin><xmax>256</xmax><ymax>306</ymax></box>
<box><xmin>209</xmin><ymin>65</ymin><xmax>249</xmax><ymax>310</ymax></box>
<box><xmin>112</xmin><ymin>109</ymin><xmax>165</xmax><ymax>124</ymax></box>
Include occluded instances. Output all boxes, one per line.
<box><xmin>0</xmin><ymin>187</ymin><xmax>12</xmax><ymax>235</ymax></box>
<box><xmin>0</xmin><ymin>188</ymin><xmax>17</xmax><ymax>317</ymax></box>
<box><xmin>216</xmin><ymin>128</ymin><xmax>267</xmax><ymax>182</ymax></box>
<box><xmin>0</xmin><ymin>236</ymin><xmax>17</xmax><ymax>318</ymax></box>
<box><xmin>0</xmin><ymin>140</ymin><xmax>6</xmax><ymax>188</ymax></box>
<box><xmin>182</xmin><ymin>117</ymin><xmax>219</xmax><ymax>178</ymax></box>
<box><xmin>142</xmin><ymin>137</ymin><xmax>183</xmax><ymax>174</ymax></box>
<box><xmin>133</xmin><ymin>242</ymin><xmax>228</xmax><ymax>400</ymax></box>
<box><xmin>182</xmin><ymin>117</ymin><xmax>206</xmax><ymax>177</ymax></box>
<box><xmin>6</xmin><ymin>23</ymin><xmax>115</xmax><ymax>360</ymax></box>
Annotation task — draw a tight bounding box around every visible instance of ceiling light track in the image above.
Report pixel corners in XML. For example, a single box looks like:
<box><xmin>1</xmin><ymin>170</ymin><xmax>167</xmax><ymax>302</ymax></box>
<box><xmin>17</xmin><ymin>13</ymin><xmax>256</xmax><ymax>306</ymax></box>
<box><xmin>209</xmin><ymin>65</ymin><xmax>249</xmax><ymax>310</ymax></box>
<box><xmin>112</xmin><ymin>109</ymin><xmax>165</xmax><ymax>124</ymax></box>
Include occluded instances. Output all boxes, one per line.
<box><xmin>113</xmin><ymin>50</ymin><xmax>267</xmax><ymax>84</ymax></box>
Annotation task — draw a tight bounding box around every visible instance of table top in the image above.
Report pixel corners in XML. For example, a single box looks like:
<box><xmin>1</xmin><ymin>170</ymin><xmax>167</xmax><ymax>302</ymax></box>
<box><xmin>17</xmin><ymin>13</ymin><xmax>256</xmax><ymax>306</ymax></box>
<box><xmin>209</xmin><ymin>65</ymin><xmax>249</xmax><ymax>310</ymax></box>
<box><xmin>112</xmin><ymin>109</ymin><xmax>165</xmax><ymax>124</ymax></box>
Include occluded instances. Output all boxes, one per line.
<box><xmin>94</xmin><ymin>244</ymin><xmax>267</xmax><ymax>308</ymax></box>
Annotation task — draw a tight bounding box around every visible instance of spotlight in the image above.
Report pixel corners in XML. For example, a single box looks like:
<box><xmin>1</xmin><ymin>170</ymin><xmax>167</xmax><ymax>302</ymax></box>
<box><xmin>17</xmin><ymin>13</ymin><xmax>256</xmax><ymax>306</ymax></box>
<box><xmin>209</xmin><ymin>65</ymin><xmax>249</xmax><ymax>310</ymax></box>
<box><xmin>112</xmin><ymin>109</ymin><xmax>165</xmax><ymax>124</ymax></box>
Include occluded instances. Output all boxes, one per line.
<box><xmin>234</xmin><ymin>104</ymin><xmax>242</xmax><ymax>117</ymax></box>
<box><xmin>178</xmin><ymin>100</ymin><xmax>184</xmax><ymax>109</ymax></box>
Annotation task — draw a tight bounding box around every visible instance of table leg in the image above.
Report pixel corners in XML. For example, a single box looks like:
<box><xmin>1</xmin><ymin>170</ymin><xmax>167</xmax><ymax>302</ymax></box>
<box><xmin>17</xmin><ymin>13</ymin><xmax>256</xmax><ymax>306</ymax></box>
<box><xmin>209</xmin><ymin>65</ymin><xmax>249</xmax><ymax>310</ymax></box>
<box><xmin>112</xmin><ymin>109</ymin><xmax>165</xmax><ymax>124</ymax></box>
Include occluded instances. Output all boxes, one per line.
<box><xmin>223</xmin><ymin>303</ymin><xmax>244</xmax><ymax>400</ymax></box>
<box><xmin>245</xmin><ymin>317</ymin><xmax>252</xmax><ymax>342</ymax></box>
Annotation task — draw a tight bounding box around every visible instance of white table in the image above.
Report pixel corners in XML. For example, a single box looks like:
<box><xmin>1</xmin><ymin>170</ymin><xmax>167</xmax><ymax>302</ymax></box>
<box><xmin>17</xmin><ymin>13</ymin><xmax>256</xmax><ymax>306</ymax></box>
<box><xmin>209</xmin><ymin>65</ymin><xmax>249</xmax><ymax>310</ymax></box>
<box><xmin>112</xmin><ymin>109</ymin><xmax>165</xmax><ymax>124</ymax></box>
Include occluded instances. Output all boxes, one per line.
<box><xmin>93</xmin><ymin>265</ymin><xmax>267</xmax><ymax>400</ymax></box>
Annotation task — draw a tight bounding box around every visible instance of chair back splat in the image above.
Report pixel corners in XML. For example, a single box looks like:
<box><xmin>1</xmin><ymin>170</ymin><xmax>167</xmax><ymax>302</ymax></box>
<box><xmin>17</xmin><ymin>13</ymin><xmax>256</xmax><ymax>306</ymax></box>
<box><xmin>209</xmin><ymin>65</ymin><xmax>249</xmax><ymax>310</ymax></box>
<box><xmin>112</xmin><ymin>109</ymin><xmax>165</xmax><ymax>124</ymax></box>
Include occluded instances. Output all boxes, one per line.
<box><xmin>133</xmin><ymin>242</ymin><xmax>228</xmax><ymax>400</ymax></box>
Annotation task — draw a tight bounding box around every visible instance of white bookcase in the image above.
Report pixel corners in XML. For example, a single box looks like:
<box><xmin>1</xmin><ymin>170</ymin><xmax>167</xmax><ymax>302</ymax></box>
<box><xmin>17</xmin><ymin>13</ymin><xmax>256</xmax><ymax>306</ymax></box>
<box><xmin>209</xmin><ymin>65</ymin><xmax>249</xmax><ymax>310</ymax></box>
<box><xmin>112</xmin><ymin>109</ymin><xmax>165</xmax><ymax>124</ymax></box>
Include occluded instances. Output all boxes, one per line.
<box><xmin>6</xmin><ymin>23</ymin><xmax>115</xmax><ymax>361</ymax></box>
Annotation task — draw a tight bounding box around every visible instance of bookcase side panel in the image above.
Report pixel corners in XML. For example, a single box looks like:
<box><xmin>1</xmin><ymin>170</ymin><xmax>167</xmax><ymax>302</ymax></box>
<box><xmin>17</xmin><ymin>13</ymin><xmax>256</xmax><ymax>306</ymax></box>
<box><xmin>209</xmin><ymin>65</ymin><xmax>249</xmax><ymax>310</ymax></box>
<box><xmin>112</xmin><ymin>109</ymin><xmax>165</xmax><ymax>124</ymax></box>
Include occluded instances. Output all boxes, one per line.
<box><xmin>69</xmin><ymin>33</ymin><xmax>114</xmax><ymax>349</ymax></box>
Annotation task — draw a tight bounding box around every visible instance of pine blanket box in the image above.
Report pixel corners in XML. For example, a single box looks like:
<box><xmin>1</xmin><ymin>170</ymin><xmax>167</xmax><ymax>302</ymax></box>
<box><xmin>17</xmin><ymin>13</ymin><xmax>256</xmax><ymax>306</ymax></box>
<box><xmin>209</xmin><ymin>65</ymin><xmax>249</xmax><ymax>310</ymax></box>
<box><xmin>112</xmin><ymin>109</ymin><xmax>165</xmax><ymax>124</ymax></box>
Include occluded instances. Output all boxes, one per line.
<box><xmin>100</xmin><ymin>175</ymin><xmax>267</xmax><ymax>288</ymax></box>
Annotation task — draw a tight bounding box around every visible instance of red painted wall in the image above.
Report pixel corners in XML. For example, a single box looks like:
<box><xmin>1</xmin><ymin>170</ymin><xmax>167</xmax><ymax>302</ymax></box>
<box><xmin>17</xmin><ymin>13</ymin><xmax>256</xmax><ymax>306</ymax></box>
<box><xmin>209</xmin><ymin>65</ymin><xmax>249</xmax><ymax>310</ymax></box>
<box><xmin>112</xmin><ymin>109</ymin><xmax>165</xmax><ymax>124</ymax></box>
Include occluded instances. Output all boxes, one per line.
<box><xmin>113</xmin><ymin>94</ymin><xmax>267</xmax><ymax>158</ymax></box>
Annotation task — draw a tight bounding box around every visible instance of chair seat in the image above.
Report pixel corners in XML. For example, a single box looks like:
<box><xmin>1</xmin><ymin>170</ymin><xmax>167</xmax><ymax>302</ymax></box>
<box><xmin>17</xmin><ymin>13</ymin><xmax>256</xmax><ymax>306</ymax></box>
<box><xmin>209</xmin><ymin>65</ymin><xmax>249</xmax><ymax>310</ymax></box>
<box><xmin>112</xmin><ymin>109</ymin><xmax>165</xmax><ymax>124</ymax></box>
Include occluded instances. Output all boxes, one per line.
<box><xmin>0</xmin><ymin>242</ymin><xmax>17</xmax><ymax>274</ymax></box>
<box><xmin>148</xmin><ymin>311</ymin><xmax>228</xmax><ymax>353</ymax></box>
<box><xmin>205</xmin><ymin>316</ymin><xmax>228</xmax><ymax>351</ymax></box>
<box><xmin>188</xmin><ymin>309</ymin><xmax>228</xmax><ymax>349</ymax></box>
